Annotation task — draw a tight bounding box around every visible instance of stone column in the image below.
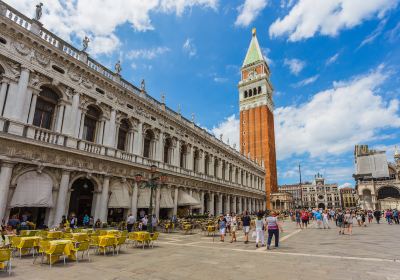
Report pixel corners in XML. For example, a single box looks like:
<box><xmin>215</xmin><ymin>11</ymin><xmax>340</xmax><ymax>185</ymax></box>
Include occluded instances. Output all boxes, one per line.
<box><xmin>238</xmin><ymin>197</ymin><xmax>242</xmax><ymax>213</ymax></box>
<box><xmin>103</xmin><ymin>109</ymin><xmax>116</xmax><ymax>147</ymax></box>
<box><xmin>226</xmin><ymin>195</ymin><xmax>231</xmax><ymax>214</ymax></box>
<box><xmin>187</xmin><ymin>145</ymin><xmax>193</xmax><ymax>170</ymax></box>
<box><xmin>62</xmin><ymin>92</ymin><xmax>80</xmax><ymax>136</ymax></box>
<box><xmin>78</xmin><ymin>108</ymin><xmax>86</xmax><ymax>139</ymax></box>
<box><xmin>133</xmin><ymin>122</ymin><xmax>143</xmax><ymax>156</ymax></box>
<box><xmin>3</xmin><ymin>67</ymin><xmax>29</xmax><ymax>122</ymax></box>
<box><xmin>217</xmin><ymin>193</ymin><xmax>223</xmax><ymax>215</ymax></box>
<box><xmin>232</xmin><ymin>196</ymin><xmax>237</xmax><ymax>214</ymax></box>
<box><xmin>209</xmin><ymin>156</ymin><xmax>215</xmax><ymax>177</ymax></box>
<box><xmin>198</xmin><ymin>151</ymin><xmax>204</xmax><ymax>174</ymax></box>
<box><xmin>209</xmin><ymin>193</ymin><xmax>215</xmax><ymax>216</ymax></box>
<box><xmin>217</xmin><ymin>159</ymin><xmax>222</xmax><ymax>179</ymax></box>
<box><xmin>155</xmin><ymin>132</ymin><xmax>163</xmax><ymax>162</ymax></box>
<box><xmin>97</xmin><ymin>118</ymin><xmax>106</xmax><ymax>144</ymax></box>
<box><xmin>127</xmin><ymin>129</ymin><xmax>135</xmax><ymax>154</ymax></box>
<box><xmin>0</xmin><ymin>77</ymin><xmax>9</xmax><ymax>115</ymax></box>
<box><xmin>155</xmin><ymin>187</ymin><xmax>161</xmax><ymax>217</ymax></box>
<box><xmin>200</xmin><ymin>191</ymin><xmax>205</xmax><ymax>214</ymax></box>
<box><xmin>53</xmin><ymin>171</ymin><xmax>70</xmax><ymax>226</ymax></box>
<box><xmin>189</xmin><ymin>189</ymin><xmax>193</xmax><ymax>215</ymax></box>
<box><xmin>94</xmin><ymin>191</ymin><xmax>102</xmax><ymax>222</ymax></box>
<box><xmin>27</xmin><ymin>91</ymin><xmax>39</xmax><ymax>124</ymax></box>
<box><xmin>0</xmin><ymin>162</ymin><xmax>14</xmax><ymax>222</ymax></box>
<box><xmin>55</xmin><ymin>102</ymin><xmax>66</xmax><ymax>133</ymax></box>
<box><xmin>244</xmin><ymin>197</ymin><xmax>248</xmax><ymax>212</ymax></box>
<box><xmin>173</xmin><ymin>187</ymin><xmax>179</xmax><ymax>216</ymax></box>
<box><xmin>100</xmin><ymin>176</ymin><xmax>110</xmax><ymax>222</ymax></box>
<box><xmin>131</xmin><ymin>182</ymin><xmax>138</xmax><ymax>218</ymax></box>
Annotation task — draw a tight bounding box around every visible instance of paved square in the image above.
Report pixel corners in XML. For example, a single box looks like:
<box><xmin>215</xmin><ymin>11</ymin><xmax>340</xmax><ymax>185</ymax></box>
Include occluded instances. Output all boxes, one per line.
<box><xmin>4</xmin><ymin>220</ymin><xmax>400</xmax><ymax>280</ymax></box>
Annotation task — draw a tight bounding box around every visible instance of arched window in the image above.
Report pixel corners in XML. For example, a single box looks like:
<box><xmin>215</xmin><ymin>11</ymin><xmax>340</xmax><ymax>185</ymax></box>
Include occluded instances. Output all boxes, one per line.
<box><xmin>180</xmin><ymin>144</ymin><xmax>187</xmax><ymax>168</ymax></box>
<box><xmin>229</xmin><ymin>165</ymin><xmax>232</xmax><ymax>182</ymax></box>
<box><xmin>193</xmin><ymin>149</ymin><xmax>199</xmax><ymax>172</ymax></box>
<box><xmin>33</xmin><ymin>87</ymin><xmax>59</xmax><ymax>130</ymax></box>
<box><xmin>204</xmin><ymin>154</ymin><xmax>209</xmax><ymax>175</ymax></box>
<box><xmin>258</xmin><ymin>86</ymin><xmax>262</xmax><ymax>94</ymax></box>
<box><xmin>83</xmin><ymin>105</ymin><xmax>101</xmax><ymax>142</ymax></box>
<box><xmin>235</xmin><ymin>168</ymin><xmax>238</xmax><ymax>183</ymax></box>
<box><xmin>117</xmin><ymin>119</ymin><xmax>130</xmax><ymax>151</ymax></box>
<box><xmin>253</xmin><ymin>88</ymin><xmax>257</xmax><ymax>95</ymax></box>
<box><xmin>244</xmin><ymin>91</ymin><xmax>248</xmax><ymax>98</ymax></box>
<box><xmin>249</xmin><ymin>89</ymin><xmax>253</xmax><ymax>97</ymax></box>
<box><xmin>163</xmin><ymin>137</ymin><xmax>172</xmax><ymax>164</ymax></box>
<box><xmin>143</xmin><ymin>130</ymin><xmax>155</xmax><ymax>158</ymax></box>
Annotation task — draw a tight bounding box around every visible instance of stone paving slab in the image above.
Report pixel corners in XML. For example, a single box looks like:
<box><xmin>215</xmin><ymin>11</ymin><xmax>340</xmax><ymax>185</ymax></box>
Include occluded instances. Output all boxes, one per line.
<box><xmin>2</xmin><ymin>220</ymin><xmax>400</xmax><ymax>280</ymax></box>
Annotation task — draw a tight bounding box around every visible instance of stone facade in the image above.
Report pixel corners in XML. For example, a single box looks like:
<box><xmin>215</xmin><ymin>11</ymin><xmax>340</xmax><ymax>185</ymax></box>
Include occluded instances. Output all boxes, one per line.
<box><xmin>239</xmin><ymin>29</ymin><xmax>278</xmax><ymax>209</ymax></box>
<box><xmin>301</xmin><ymin>174</ymin><xmax>341</xmax><ymax>209</ymax></box>
<box><xmin>279</xmin><ymin>184</ymin><xmax>302</xmax><ymax>208</ymax></box>
<box><xmin>0</xmin><ymin>2</ymin><xmax>266</xmax><ymax>227</ymax></box>
<box><xmin>270</xmin><ymin>192</ymin><xmax>293</xmax><ymax>211</ymax></box>
<box><xmin>354</xmin><ymin>145</ymin><xmax>400</xmax><ymax>210</ymax></box>
<box><xmin>340</xmin><ymin>187</ymin><xmax>357</xmax><ymax>208</ymax></box>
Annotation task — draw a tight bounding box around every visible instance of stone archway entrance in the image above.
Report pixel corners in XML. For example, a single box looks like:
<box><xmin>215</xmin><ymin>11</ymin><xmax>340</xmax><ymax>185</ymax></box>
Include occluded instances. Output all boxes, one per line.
<box><xmin>377</xmin><ymin>186</ymin><xmax>400</xmax><ymax>210</ymax></box>
<box><xmin>318</xmin><ymin>203</ymin><xmax>325</xmax><ymax>209</ymax></box>
<box><xmin>68</xmin><ymin>178</ymin><xmax>95</xmax><ymax>224</ymax></box>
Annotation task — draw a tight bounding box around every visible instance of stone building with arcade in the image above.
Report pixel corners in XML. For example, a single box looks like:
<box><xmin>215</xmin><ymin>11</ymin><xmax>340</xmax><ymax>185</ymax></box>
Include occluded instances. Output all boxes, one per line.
<box><xmin>0</xmin><ymin>2</ymin><xmax>266</xmax><ymax>227</ymax></box>
<box><xmin>354</xmin><ymin>145</ymin><xmax>400</xmax><ymax>210</ymax></box>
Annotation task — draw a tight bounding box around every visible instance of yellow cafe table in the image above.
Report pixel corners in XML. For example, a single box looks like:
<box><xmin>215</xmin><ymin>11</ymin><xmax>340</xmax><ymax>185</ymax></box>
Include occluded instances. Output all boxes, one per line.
<box><xmin>71</xmin><ymin>233</ymin><xmax>89</xmax><ymax>242</ymax></box>
<box><xmin>45</xmin><ymin>231</ymin><xmax>63</xmax><ymax>240</ymax></box>
<box><xmin>46</xmin><ymin>240</ymin><xmax>76</xmax><ymax>264</ymax></box>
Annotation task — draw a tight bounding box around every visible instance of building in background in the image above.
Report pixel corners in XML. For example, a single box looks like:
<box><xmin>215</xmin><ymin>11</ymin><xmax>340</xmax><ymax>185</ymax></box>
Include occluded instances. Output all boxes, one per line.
<box><xmin>354</xmin><ymin>145</ymin><xmax>400</xmax><ymax>210</ymax></box>
<box><xmin>0</xmin><ymin>2</ymin><xmax>266</xmax><ymax>227</ymax></box>
<box><xmin>301</xmin><ymin>174</ymin><xmax>341</xmax><ymax>209</ymax></box>
<box><xmin>340</xmin><ymin>187</ymin><xmax>357</xmax><ymax>208</ymax></box>
<box><xmin>270</xmin><ymin>192</ymin><xmax>293</xmax><ymax>211</ymax></box>
<box><xmin>278</xmin><ymin>184</ymin><xmax>302</xmax><ymax>208</ymax></box>
<box><xmin>239</xmin><ymin>29</ymin><xmax>278</xmax><ymax>208</ymax></box>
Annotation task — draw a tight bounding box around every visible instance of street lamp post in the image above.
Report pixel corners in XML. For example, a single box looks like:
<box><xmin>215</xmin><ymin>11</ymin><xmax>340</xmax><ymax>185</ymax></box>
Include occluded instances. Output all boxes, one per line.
<box><xmin>135</xmin><ymin>165</ymin><xmax>168</xmax><ymax>233</ymax></box>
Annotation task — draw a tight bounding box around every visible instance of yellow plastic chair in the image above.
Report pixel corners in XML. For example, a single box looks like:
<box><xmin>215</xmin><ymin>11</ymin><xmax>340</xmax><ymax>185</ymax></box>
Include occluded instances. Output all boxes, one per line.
<box><xmin>42</xmin><ymin>243</ymin><xmax>67</xmax><ymax>268</ymax></box>
<box><xmin>136</xmin><ymin>232</ymin><xmax>150</xmax><ymax>249</ymax></box>
<box><xmin>149</xmin><ymin>232</ymin><xmax>159</xmax><ymax>248</ymax></box>
<box><xmin>16</xmin><ymin>238</ymin><xmax>36</xmax><ymax>258</ymax></box>
<box><xmin>33</xmin><ymin>240</ymin><xmax>50</xmax><ymax>264</ymax></box>
<box><xmin>71</xmin><ymin>241</ymin><xmax>90</xmax><ymax>263</ymax></box>
<box><xmin>98</xmin><ymin>237</ymin><xmax>116</xmax><ymax>255</ymax></box>
<box><xmin>0</xmin><ymin>249</ymin><xmax>12</xmax><ymax>275</ymax></box>
<box><xmin>114</xmin><ymin>236</ymin><xmax>127</xmax><ymax>255</ymax></box>
<box><xmin>62</xmin><ymin>233</ymin><xmax>73</xmax><ymax>239</ymax></box>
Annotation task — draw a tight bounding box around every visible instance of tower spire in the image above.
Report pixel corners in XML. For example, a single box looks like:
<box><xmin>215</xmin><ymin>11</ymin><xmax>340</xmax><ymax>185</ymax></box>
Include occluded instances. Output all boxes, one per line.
<box><xmin>242</xmin><ymin>27</ymin><xmax>265</xmax><ymax>67</ymax></box>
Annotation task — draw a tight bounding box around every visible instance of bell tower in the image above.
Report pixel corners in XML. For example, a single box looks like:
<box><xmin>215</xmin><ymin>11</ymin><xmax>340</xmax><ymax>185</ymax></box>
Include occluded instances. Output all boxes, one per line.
<box><xmin>239</xmin><ymin>28</ymin><xmax>278</xmax><ymax>209</ymax></box>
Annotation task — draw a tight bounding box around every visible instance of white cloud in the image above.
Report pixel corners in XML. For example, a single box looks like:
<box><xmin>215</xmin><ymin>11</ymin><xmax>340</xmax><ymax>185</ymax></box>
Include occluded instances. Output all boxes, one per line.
<box><xmin>269</xmin><ymin>0</ymin><xmax>399</xmax><ymax>41</ymax></box>
<box><xmin>284</xmin><ymin>58</ymin><xmax>305</xmax><ymax>75</ymax></box>
<box><xmin>235</xmin><ymin>0</ymin><xmax>268</xmax><ymax>27</ymax></box>
<box><xmin>211</xmin><ymin>115</ymin><xmax>240</xmax><ymax>150</ymax></box>
<box><xmin>213</xmin><ymin>77</ymin><xmax>228</xmax><ymax>83</ymax></box>
<box><xmin>275</xmin><ymin>65</ymin><xmax>400</xmax><ymax>160</ymax></box>
<box><xmin>358</xmin><ymin>19</ymin><xmax>387</xmax><ymax>49</ymax></box>
<box><xmin>126</xmin><ymin>47</ymin><xmax>170</xmax><ymax>60</ymax></box>
<box><xmin>262</xmin><ymin>48</ymin><xmax>273</xmax><ymax>66</ymax></box>
<box><xmin>6</xmin><ymin>0</ymin><xmax>217</xmax><ymax>54</ymax></box>
<box><xmin>182</xmin><ymin>38</ymin><xmax>197</xmax><ymax>57</ymax></box>
<box><xmin>326</xmin><ymin>52</ymin><xmax>340</xmax><ymax>66</ymax></box>
<box><xmin>293</xmin><ymin>74</ymin><xmax>319</xmax><ymax>87</ymax></box>
<box><xmin>338</xmin><ymin>182</ymin><xmax>354</xmax><ymax>189</ymax></box>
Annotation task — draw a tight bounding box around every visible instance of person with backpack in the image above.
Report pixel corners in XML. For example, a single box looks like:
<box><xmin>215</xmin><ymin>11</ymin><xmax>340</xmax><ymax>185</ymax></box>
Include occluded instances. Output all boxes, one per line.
<box><xmin>373</xmin><ymin>210</ymin><xmax>381</xmax><ymax>224</ymax></box>
<box><xmin>336</xmin><ymin>209</ymin><xmax>344</xmax><ymax>234</ymax></box>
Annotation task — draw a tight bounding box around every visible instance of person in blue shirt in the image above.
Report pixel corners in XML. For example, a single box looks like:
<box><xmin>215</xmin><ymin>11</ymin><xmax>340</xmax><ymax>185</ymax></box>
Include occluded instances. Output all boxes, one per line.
<box><xmin>218</xmin><ymin>215</ymin><xmax>227</xmax><ymax>242</ymax></box>
<box><xmin>314</xmin><ymin>209</ymin><xmax>323</xmax><ymax>229</ymax></box>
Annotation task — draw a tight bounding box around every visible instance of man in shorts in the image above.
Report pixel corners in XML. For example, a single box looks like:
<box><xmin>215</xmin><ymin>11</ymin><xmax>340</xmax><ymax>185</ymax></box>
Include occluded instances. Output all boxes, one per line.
<box><xmin>336</xmin><ymin>209</ymin><xmax>344</xmax><ymax>234</ymax></box>
<box><xmin>242</xmin><ymin>211</ymin><xmax>251</xmax><ymax>244</ymax></box>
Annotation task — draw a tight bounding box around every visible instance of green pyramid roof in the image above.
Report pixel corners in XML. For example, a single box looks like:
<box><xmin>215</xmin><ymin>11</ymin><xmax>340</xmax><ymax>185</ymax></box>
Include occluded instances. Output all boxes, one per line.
<box><xmin>242</xmin><ymin>29</ymin><xmax>265</xmax><ymax>67</ymax></box>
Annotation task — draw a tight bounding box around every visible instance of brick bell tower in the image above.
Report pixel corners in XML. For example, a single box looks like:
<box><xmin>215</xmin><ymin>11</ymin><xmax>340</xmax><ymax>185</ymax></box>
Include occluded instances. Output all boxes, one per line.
<box><xmin>239</xmin><ymin>28</ymin><xmax>278</xmax><ymax>209</ymax></box>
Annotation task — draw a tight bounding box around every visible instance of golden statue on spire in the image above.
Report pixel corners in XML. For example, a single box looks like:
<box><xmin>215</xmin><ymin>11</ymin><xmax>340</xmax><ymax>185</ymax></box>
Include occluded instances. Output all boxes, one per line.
<box><xmin>252</xmin><ymin>27</ymin><xmax>256</xmax><ymax>36</ymax></box>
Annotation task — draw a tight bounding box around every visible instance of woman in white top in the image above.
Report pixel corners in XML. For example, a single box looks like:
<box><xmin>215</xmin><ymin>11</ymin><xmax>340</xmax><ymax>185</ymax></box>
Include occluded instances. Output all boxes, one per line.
<box><xmin>322</xmin><ymin>210</ymin><xmax>330</xmax><ymax>229</ymax></box>
<box><xmin>255</xmin><ymin>214</ymin><xmax>265</xmax><ymax>248</ymax></box>
<box><xmin>230</xmin><ymin>214</ymin><xmax>238</xmax><ymax>243</ymax></box>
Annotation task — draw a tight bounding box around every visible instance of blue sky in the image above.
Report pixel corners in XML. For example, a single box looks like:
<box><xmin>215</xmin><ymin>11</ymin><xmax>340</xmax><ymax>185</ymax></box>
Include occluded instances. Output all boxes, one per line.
<box><xmin>8</xmin><ymin>0</ymin><xmax>400</xmax><ymax>187</ymax></box>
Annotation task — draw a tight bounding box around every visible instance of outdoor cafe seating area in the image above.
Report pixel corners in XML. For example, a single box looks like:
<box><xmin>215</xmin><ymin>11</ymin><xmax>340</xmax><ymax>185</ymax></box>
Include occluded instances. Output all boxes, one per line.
<box><xmin>0</xmin><ymin>227</ymin><xmax>161</xmax><ymax>275</ymax></box>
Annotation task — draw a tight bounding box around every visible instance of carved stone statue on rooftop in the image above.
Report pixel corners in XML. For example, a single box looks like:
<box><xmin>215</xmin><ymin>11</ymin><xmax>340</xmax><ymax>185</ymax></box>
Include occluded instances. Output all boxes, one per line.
<box><xmin>115</xmin><ymin>60</ymin><xmax>122</xmax><ymax>75</ymax></box>
<box><xmin>34</xmin><ymin>3</ymin><xmax>43</xmax><ymax>21</ymax></box>
<box><xmin>141</xmin><ymin>79</ymin><xmax>146</xmax><ymax>91</ymax></box>
<box><xmin>82</xmin><ymin>36</ymin><xmax>90</xmax><ymax>52</ymax></box>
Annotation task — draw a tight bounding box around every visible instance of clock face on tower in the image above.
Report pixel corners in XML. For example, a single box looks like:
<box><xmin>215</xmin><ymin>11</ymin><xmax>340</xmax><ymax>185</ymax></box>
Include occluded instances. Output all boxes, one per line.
<box><xmin>248</xmin><ymin>70</ymin><xmax>256</xmax><ymax>80</ymax></box>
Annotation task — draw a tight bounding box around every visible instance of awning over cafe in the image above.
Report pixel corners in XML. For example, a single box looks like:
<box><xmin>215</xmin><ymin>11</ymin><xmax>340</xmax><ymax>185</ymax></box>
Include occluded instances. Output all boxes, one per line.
<box><xmin>160</xmin><ymin>188</ymin><xmax>174</xmax><ymax>208</ymax></box>
<box><xmin>10</xmin><ymin>172</ymin><xmax>53</xmax><ymax>208</ymax></box>
<box><xmin>108</xmin><ymin>183</ymin><xmax>130</xmax><ymax>208</ymax></box>
<box><xmin>177</xmin><ymin>190</ymin><xmax>200</xmax><ymax>207</ymax></box>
